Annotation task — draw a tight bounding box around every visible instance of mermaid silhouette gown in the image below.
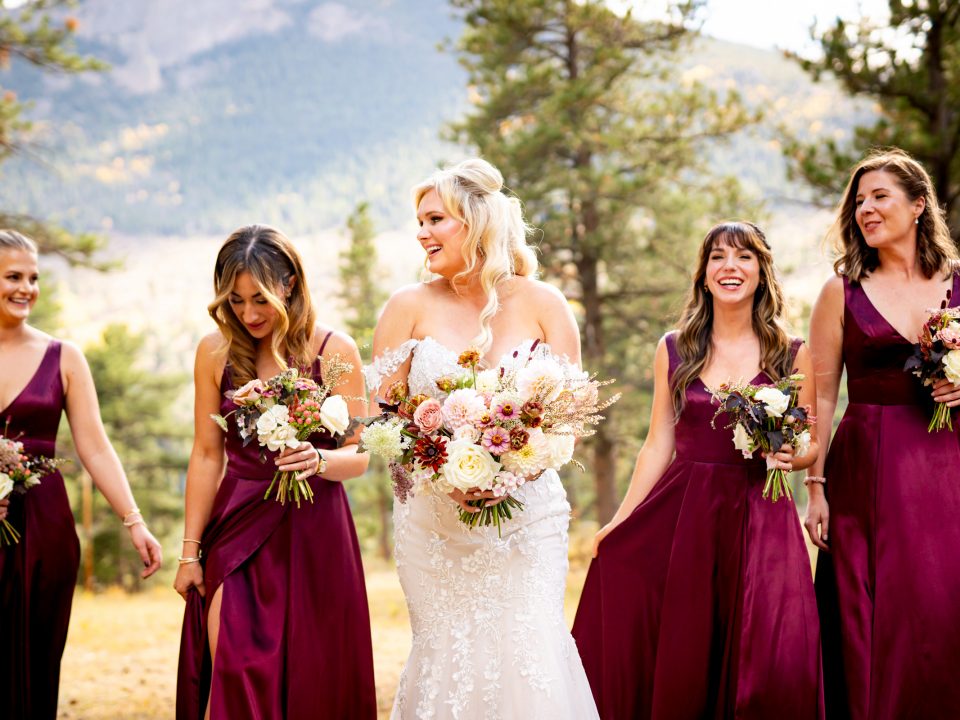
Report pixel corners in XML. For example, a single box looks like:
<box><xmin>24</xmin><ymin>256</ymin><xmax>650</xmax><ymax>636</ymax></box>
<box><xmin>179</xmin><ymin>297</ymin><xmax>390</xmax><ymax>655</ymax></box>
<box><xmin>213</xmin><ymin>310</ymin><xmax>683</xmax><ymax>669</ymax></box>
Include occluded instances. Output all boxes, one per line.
<box><xmin>177</xmin><ymin>336</ymin><xmax>376</xmax><ymax>719</ymax></box>
<box><xmin>573</xmin><ymin>332</ymin><xmax>823</xmax><ymax>719</ymax></box>
<box><xmin>0</xmin><ymin>341</ymin><xmax>79</xmax><ymax>720</ymax></box>
<box><xmin>814</xmin><ymin>275</ymin><xmax>960</xmax><ymax>719</ymax></box>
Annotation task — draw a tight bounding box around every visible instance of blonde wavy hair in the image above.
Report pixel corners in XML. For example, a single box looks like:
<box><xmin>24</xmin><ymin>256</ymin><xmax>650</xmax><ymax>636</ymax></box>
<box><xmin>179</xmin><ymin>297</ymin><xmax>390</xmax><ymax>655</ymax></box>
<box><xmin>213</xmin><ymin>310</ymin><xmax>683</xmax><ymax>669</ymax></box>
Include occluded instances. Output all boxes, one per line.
<box><xmin>413</xmin><ymin>158</ymin><xmax>538</xmax><ymax>352</ymax></box>
<box><xmin>209</xmin><ymin>225</ymin><xmax>316</xmax><ymax>386</ymax></box>
<box><xmin>830</xmin><ymin>147</ymin><xmax>957</xmax><ymax>281</ymax></box>
<box><xmin>672</xmin><ymin>221</ymin><xmax>794</xmax><ymax>417</ymax></box>
<box><xmin>0</xmin><ymin>229</ymin><xmax>38</xmax><ymax>254</ymax></box>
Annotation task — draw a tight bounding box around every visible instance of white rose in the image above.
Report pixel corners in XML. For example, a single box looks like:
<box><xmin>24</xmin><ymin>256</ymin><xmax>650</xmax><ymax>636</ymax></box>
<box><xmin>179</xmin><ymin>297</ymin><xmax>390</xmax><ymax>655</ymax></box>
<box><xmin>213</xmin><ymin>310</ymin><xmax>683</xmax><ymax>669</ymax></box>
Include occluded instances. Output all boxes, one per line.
<box><xmin>732</xmin><ymin>423</ymin><xmax>754</xmax><ymax>458</ymax></box>
<box><xmin>515</xmin><ymin>357</ymin><xmax>565</xmax><ymax>403</ymax></box>
<box><xmin>794</xmin><ymin>429</ymin><xmax>812</xmax><ymax>458</ymax></box>
<box><xmin>440</xmin><ymin>438</ymin><xmax>502</xmax><ymax>493</ymax></box>
<box><xmin>319</xmin><ymin>395</ymin><xmax>351</xmax><ymax>436</ymax></box>
<box><xmin>264</xmin><ymin>423</ymin><xmax>300</xmax><ymax>453</ymax></box>
<box><xmin>0</xmin><ymin>472</ymin><xmax>13</xmax><ymax>500</ymax></box>
<box><xmin>475</xmin><ymin>369</ymin><xmax>499</xmax><ymax>393</ymax></box>
<box><xmin>23</xmin><ymin>474</ymin><xmax>41</xmax><ymax>489</ymax></box>
<box><xmin>754</xmin><ymin>387</ymin><xmax>790</xmax><ymax>418</ymax></box>
<box><xmin>452</xmin><ymin>425</ymin><xmax>481</xmax><ymax>443</ymax></box>
<box><xmin>545</xmin><ymin>432</ymin><xmax>575</xmax><ymax>469</ymax></box>
<box><xmin>943</xmin><ymin>349</ymin><xmax>960</xmax><ymax>385</ymax></box>
<box><xmin>256</xmin><ymin>403</ymin><xmax>289</xmax><ymax>436</ymax></box>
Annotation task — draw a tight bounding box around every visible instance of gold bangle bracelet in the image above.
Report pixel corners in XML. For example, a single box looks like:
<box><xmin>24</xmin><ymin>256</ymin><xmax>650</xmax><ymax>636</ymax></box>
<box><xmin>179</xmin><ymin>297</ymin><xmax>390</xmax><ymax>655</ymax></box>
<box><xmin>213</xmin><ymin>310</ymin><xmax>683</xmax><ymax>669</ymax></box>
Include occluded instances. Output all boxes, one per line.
<box><xmin>121</xmin><ymin>507</ymin><xmax>142</xmax><ymax>522</ymax></box>
<box><xmin>182</xmin><ymin>538</ymin><xmax>201</xmax><ymax>545</ymax></box>
<box><xmin>178</xmin><ymin>556</ymin><xmax>201</xmax><ymax>565</ymax></box>
<box><xmin>123</xmin><ymin>518</ymin><xmax>146</xmax><ymax>528</ymax></box>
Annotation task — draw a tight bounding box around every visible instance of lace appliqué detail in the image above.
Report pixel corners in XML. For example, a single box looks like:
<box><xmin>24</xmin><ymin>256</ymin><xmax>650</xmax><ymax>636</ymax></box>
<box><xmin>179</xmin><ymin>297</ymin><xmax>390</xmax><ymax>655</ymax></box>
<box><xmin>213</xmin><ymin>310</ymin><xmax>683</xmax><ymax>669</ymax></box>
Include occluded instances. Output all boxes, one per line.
<box><xmin>364</xmin><ymin>338</ymin><xmax>418</xmax><ymax>394</ymax></box>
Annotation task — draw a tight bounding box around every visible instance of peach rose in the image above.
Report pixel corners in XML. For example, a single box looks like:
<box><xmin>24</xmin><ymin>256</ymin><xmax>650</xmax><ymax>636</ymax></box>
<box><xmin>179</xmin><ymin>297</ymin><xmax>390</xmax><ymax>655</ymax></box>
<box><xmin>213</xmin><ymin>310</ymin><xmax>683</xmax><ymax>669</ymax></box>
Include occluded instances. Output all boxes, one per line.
<box><xmin>232</xmin><ymin>379</ymin><xmax>265</xmax><ymax>406</ymax></box>
<box><xmin>413</xmin><ymin>398</ymin><xmax>444</xmax><ymax>433</ymax></box>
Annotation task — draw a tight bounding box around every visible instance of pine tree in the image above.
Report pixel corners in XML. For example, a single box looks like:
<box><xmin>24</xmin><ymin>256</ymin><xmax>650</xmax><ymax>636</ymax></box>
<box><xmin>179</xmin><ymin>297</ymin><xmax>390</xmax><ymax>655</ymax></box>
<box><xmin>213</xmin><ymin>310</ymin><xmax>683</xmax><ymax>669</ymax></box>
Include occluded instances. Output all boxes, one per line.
<box><xmin>448</xmin><ymin>0</ymin><xmax>758</xmax><ymax>522</ymax></box>
<box><xmin>337</xmin><ymin>202</ymin><xmax>392</xmax><ymax>559</ymax></box>
<box><xmin>60</xmin><ymin>324</ymin><xmax>189</xmax><ymax>589</ymax></box>
<box><xmin>783</xmin><ymin>1</ymin><xmax>960</xmax><ymax>240</ymax></box>
<box><xmin>0</xmin><ymin>0</ymin><xmax>109</xmax><ymax>265</ymax></box>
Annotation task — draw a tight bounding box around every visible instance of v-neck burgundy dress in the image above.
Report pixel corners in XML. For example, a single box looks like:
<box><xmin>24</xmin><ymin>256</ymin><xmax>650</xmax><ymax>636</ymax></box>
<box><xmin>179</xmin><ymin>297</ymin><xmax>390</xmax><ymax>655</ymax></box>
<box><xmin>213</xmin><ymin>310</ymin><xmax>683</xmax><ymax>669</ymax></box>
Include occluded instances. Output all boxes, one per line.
<box><xmin>814</xmin><ymin>274</ymin><xmax>960</xmax><ymax>719</ymax></box>
<box><xmin>176</xmin><ymin>336</ymin><xmax>376</xmax><ymax>720</ymax></box>
<box><xmin>572</xmin><ymin>332</ymin><xmax>823</xmax><ymax>719</ymax></box>
<box><xmin>0</xmin><ymin>341</ymin><xmax>79</xmax><ymax>720</ymax></box>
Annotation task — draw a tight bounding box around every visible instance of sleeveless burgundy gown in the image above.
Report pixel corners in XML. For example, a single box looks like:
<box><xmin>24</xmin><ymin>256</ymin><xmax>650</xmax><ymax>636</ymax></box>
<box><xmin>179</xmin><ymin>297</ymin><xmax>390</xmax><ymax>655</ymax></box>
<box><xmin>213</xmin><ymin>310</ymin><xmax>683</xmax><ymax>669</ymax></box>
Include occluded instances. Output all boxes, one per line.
<box><xmin>573</xmin><ymin>332</ymin><xmax>823</xmax><ymax>719</ymax></box>
<box><xmin>177</xmin><ymin>335</ymin><xmax>376</xmax><ymax>719</ymax></box>
<box><xmin>0</xmin><ymin>341</ymin><xmax>79</xmax><ymax>720</ymax></box>
<box><xmin>814</xmin><ymin>275</ymin><xmax>960</xmax><ymax>719</ymax></box>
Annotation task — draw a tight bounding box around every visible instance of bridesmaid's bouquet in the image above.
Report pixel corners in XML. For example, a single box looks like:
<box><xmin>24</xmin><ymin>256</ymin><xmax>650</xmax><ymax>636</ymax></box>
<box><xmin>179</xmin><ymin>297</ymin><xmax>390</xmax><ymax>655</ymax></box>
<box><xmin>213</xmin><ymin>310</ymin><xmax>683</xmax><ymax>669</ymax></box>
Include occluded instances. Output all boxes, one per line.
<box><xmin>0</xmin><ymin>429</ymin><xmax>67</xmax><ymax>545</ymax></box>
<box><xmin>904</xmin><ymin>293</ymin><xmax>960</xmax><ymax>432</ymax></box>
<box><xmin>211</xmin><ymin>356</ymin><xmax>354</xmax><ymax>507</ymax></box>
<box><xmin>359</xmin><ymin>341</ymin><xmax>619</xmax><ymax>535</ymax></box>
<box><xmin>711</xmin><ymin>375</ymin><xmax>814</xmax><ymax>502</ymax></box>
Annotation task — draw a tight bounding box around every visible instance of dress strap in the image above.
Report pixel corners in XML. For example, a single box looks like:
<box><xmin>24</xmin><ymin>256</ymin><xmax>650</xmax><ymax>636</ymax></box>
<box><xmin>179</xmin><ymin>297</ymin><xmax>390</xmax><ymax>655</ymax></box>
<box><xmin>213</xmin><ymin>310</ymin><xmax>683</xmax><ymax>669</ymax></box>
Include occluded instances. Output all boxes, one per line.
<box><xmin>318</xmin><ymin>330</ymin><xmax>335</xmax><ymax>357</ymax></box>
<box><xmin>663</xmin><ymin>330</ymin><xmax>680</xmax><ymax>384</ymax></box>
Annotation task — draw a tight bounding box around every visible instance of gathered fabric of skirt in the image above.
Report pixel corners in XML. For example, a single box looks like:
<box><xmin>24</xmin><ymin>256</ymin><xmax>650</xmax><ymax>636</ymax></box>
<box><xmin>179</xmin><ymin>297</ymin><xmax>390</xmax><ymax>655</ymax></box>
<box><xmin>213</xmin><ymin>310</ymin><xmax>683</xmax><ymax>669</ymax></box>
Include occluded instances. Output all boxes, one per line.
<box><xmin>176</xmin><ymin>346</ymin><xmax>376</xmax><ymax>720</ymax></box>
<box><xmin>0</xmin><ymin>341</ymin><xmax>80</xmax><ymax>720</ymax></box>
<box><xmin>573</xmin><ymin>332</ymin><xmax>823</xmax><ymax>720</ymax></box>
<box><xmin>814</xmin><ymin>275</ymin><xmax>960</xmax><ymax>720</ymax></box>
<box><xmin>388</xmin><ymin>336</ymin><xmax>600</xmax><ymax>720</ymax></box>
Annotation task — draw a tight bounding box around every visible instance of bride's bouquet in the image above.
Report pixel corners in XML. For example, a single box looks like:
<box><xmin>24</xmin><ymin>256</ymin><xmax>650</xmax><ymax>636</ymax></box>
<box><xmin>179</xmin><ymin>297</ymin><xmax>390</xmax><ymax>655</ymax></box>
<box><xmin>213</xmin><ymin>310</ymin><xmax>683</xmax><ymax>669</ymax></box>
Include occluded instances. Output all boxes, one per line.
<box><xmin>359</xmin><ymin>341</ymin><xmax>619</xmax><ymax>535</ymax></box>
<box><xmin>904</xmin><ymin>291</ymin><xmax>960</xmax><ymax>432</ymax></box>
<box><xmin>0</xmin><ymin>427</ymin><xmax>68</xmax><ymax>545</ymax></box>
<box><xmin>211</xmin><ymin>356</ymin><xmax>354</xmax><ymax>506</ymax></box>
<box><xmin>711</xmin><ymin>375</ymin><xmax>814</xmax><ymax>502</ymax></box>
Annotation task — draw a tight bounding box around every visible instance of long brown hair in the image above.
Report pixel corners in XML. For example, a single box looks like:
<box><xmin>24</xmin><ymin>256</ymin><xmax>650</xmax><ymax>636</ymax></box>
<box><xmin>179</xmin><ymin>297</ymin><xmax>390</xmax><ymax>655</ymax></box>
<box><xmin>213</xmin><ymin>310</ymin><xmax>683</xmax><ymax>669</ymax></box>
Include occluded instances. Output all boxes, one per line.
<box><xmin>830</xmin><ymin>147</ymin><xmax>956</xmax><ymax>281</ymax></box>
<box><xmin>671</xmin><ymin>221</ymin><xmax>793</xmax><ymax>417</ymax></box>
<box><xmin>208</xmin><ymin>225</ymin><xmax>316</xmax><ymax>385</ymax></box>
<box><xmin>414</xmin><ymin>158</ymin><xmax>538</xmax><ymax>352</ymax></box>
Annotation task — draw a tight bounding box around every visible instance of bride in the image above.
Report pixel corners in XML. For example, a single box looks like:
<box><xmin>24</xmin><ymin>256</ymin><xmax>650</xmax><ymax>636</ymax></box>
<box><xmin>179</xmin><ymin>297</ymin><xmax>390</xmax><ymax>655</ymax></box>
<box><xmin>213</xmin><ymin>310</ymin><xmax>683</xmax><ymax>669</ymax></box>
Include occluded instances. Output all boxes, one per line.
<box><xmin>367</xmin><ymin>159</ymin><xmax>600</xmax><ymax>719</ymax></box>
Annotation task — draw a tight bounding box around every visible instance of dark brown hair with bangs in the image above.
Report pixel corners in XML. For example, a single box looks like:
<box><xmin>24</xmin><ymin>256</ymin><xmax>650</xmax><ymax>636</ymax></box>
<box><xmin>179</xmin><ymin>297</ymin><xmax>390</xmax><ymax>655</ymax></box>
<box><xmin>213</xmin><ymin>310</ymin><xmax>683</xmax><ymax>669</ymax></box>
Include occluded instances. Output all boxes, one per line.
<box><xmin>671</xmin><ymin>221</ymin><xmax>794</xmax><ymax>417</ymax></box>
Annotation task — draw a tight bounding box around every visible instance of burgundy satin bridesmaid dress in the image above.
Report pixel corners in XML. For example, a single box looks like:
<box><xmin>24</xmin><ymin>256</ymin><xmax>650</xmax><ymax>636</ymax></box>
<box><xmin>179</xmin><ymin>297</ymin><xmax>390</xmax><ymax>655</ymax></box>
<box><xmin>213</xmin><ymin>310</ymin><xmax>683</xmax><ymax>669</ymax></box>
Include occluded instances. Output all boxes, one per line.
<box><xmin>176</xmin><ymin>334</ymin><xmax>376</xmax><ymax>720</ymax></box>
<box><xmin>814</xmin><ymin>275</ymin><xmax>960</xmax><ymax>719</ymax></box>
<box><xmin>0</xmin><ymin>341</ymin><xmax>80</xmax><ymax>720</ymax></box>
<box><xmin>573</xmin><ymin>332</ymin><xmax>823</xmax><ymax>720</ymax></box>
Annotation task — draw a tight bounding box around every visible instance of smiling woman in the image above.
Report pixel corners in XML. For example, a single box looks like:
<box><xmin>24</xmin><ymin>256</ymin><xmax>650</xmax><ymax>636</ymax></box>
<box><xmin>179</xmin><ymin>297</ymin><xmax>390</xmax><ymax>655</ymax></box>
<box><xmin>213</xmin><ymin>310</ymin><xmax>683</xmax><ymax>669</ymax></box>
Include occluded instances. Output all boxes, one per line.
<box><xmin>0</xmin><ymin>229</ymin><xmax>163</xmax><ymax>720</ymax></box>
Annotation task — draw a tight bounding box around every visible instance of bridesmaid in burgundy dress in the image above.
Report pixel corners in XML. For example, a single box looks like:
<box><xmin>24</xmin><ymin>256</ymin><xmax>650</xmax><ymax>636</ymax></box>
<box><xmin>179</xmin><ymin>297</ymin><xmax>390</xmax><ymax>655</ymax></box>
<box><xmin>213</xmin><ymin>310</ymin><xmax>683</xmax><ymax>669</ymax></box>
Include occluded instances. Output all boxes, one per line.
<box><xmin>573</xmin><ymin>221</ymin><xmax>824</xmax><ymax>719</ymax></box>
<box><xmin>804</xmin><ymin>148</ymin><xmax>960</xmax><ymax>719</ymax></box>
<box><xmin>174</xmin><ymin>225</ymin><xmax>376</xmax><ymax>720</ymax></box>
<box><xmin>0</xmin><ymin>229</ymin><xmax>163</xmax><ymax>720</ymax></box>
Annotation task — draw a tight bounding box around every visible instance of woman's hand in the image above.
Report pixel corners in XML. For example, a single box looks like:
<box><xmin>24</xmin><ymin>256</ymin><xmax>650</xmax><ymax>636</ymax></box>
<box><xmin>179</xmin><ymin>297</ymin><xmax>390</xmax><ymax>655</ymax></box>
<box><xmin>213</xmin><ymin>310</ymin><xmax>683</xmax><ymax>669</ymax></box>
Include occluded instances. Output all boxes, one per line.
<box><xmin>448</xmin><ymin>487</ymin><xmax>506</xmax><ymax>513</ymax></box>
<box><xmin>128</xmin><ymin>523</ymin><xmax>163</xmax><ymax>579</ymax></box>
<box><xmin>804</xmin><ymin>486</ymin><xmax>830</xmax><ymax>551</ymax></box>
<box><xmin>0</xmin><ymin>498</ymin><xmax>9</xmax><ymax>522</ymax></box>
<box><xmin>932</xmin><ymin>378</ymin><xmax>960</xmax><ymax>407</ymax></box>
<box><xmin>275</xmin><ymin>441</ymin><xmax>321</xmax><ymax>480</ymax></box>
<box><xmin>173</xmin><ymin>560</ymin><xmax>205</xmax><ymax>600</ymax></box>
<box><xmin>762</xmin><ymin>443</ymin><xmax>795</xmax><ymax>472</ymax></box>
<box><xmin>592</xmin><ymin>521</ymin><xmax>620</xmax><ymax>558</ymax></box>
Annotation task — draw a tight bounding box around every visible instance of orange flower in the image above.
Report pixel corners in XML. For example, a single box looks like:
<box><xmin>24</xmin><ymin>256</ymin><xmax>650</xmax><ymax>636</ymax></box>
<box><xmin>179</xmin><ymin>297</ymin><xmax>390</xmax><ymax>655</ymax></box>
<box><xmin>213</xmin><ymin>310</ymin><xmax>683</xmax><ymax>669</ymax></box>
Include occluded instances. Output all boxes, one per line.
<box><xmin>65</xmin><ymin>17</ymin><xmax>80</xmax><ymax>32</ymax></box>
<box><xmin>457</xmin><ymin>348</ymin><xmax>481</xmax><ymax>369</ymax></box>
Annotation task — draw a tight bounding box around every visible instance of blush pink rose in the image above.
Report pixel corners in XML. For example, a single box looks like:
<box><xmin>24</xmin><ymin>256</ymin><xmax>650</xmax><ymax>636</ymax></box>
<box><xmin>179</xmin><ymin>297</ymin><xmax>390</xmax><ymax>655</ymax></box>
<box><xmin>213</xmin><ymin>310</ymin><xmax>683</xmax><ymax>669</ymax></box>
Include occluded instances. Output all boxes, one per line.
<box><xmin>231</xmin><ymin>379</ymin><xmax>265</xmax><ymax>406</ymax></box>
<box><xmin>413</xmin><ymin>398</ymin><xmax>444</xmax><ymax>433</ymax></box>
<box><xmin>939</xmin><ymin>323</ymin><xmax>960</xmax><ymax>349</ymax></box>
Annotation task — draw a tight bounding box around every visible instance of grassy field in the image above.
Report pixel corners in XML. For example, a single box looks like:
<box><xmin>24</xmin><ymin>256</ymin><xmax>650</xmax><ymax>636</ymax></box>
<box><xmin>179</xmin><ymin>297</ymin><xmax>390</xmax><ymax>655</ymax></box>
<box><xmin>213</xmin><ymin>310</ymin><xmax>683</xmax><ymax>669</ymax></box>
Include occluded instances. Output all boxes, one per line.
<box><xmin>56</xmin><ymin>563</ymin><xmax>591</xmax><ymax>720</ymax></box>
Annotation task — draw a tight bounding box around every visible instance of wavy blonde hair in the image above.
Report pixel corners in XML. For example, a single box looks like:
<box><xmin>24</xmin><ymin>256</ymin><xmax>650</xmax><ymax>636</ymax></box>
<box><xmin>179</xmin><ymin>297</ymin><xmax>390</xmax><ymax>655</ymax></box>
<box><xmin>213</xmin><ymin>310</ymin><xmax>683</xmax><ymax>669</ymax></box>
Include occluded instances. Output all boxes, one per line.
<box><xmin>413</xmin><ymin>158</ymin><xmax>538</xmax><ymax>352</ymax></box>
<box><xmin>672</xmin><ymin>221</ymin><xmax>794</xmax><ymax>417</ymax></box>
<box><xmin>830</xmin><ymin>147</ymin><xmax>957</xmax><ymax>281</ymax></box>
<box><xmin>0</xmin><ymin>229</ymin><xmax>38</xmax><ymax>254</ymax></box>
<box><xmin>208</xmin><ymin>225</ymin><xmax>316</xmax><ymax>386</ymax></box>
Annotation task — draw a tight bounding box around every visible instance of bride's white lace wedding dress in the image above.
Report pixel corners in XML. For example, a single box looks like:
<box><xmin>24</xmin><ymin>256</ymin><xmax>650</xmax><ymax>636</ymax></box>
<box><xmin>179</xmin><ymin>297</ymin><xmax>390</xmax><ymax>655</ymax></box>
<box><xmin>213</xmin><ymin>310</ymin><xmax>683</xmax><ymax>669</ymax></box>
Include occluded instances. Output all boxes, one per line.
<box><xmin>366</xmin><ymin>337</ymin><xmax>600</xmax><ymax>720</ymax></box>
